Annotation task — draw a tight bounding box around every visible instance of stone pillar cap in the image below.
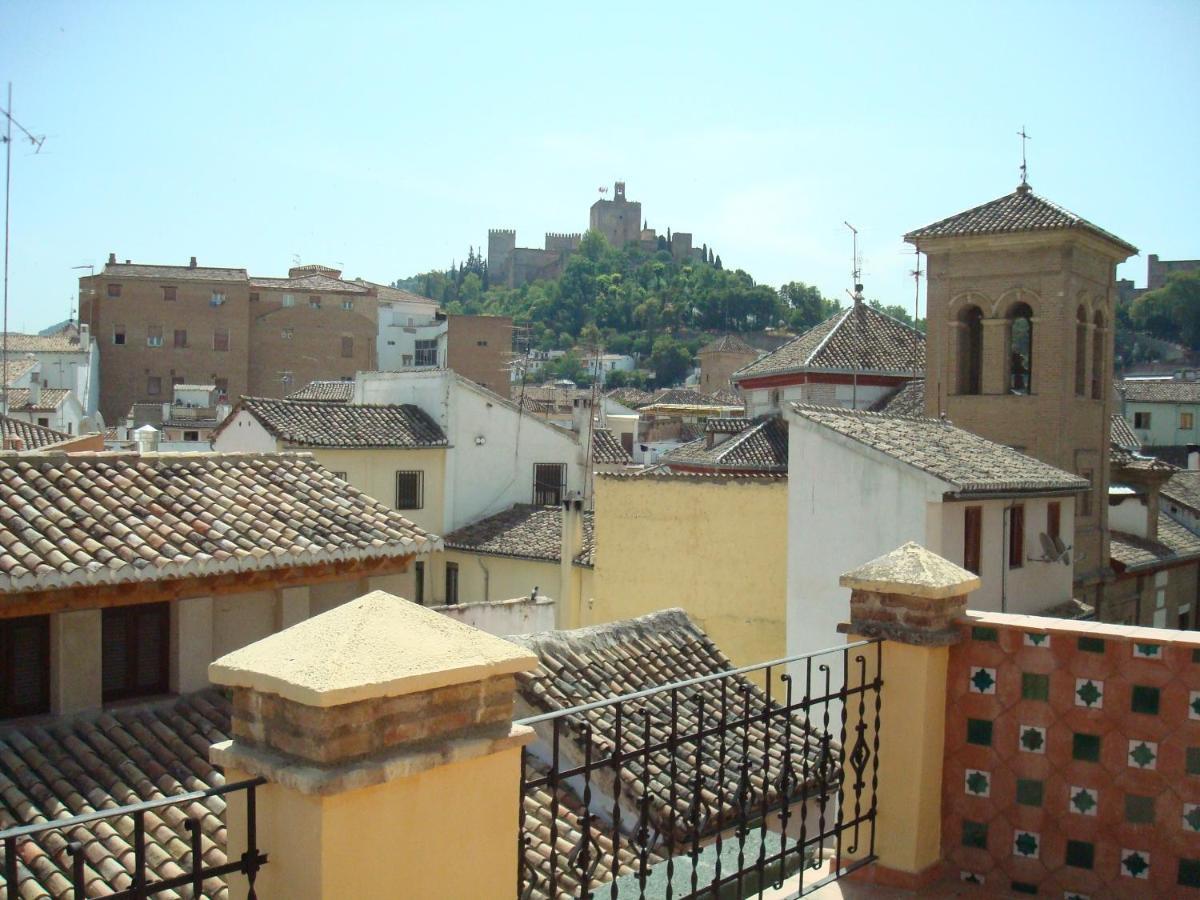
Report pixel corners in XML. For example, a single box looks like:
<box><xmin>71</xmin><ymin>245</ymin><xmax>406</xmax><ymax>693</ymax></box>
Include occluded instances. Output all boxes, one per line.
<box><xmin>839</xmin><ymin>541</ymin><xmax>980</xmax><ymax>599</ymax></box>
<box><xmin>209</xmin><ymin>590</ymin><xmax>537</xmax><ymax>708</ymax></box>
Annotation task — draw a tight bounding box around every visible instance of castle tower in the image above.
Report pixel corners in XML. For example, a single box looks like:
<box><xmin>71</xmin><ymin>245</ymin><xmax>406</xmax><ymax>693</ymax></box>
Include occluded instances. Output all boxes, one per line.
<box><xmin>905</xmin><ymin>182</ymin><xmax>1137</xmax><ymax>600</ymax></box>
<box><xmin>589</xmin><ymin>181</ymin><xmax>642</xmax><ymax>249</ymax></box>
<box><xmin>487</xmin><ymin>229</ymin><xmax>516</xmax><ymax>287</ymax></box>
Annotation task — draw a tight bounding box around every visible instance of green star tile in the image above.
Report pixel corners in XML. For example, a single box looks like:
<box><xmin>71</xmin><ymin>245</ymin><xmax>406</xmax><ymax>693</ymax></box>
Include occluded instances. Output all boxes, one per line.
<box><xmin>1066</xmin><ymin>840</ymin><xmax>1095</xmax><ymax>869</ymax></box>
<box><xmin>1184</xmin><ymin>804</ymin><xmax>1200</xmax><ymax>832</ymax></box>
<box><xmin>1020</xmin><ymin>726</ymin><xmax>1045</xmax><ymax>753</ymax></box>
<box><xmin>1073</xmin><ymin>733</ymin><xmax>1100</xmax><ymax>762</ymax></box>
<box><xmin>1133</xmin><ymin>642</ymin><xmax>1161</xmax><ymax>658</ymax></box>
<box><xmin>1131</xmin><ymin>685</ymin><xmax>1160</xmax><ymax>715</ymax></box>
<box><xmin>1022</xmin><ymin>672</ymin><xmax>1049</xmax><ymax>701</ymax></box>
<box><xmin>1013</xmin><ymin>830</ymin><xmax>1039</xmax><ymax>858</ymax></box>
<box><xmin>1024</xmin><ymin>632</ymin><xmax>1049</xmax><ymax>647</ymax></box>
<box><xmin>970</xmin><ymin>667</ymin><xmax>996</xmax><ymax>693</ymax></box>
<box><xmin>1070</xmin><ymin>786</ymin><xmax>1097</xmax><ymax>816</ymax></box>
<box><xmin>1190</xmin><ymin>692</ymin><xmax>1200</xmax><ymax>720</ymax></box>
<box><xmin>1129</xmin><ymin>741</ymin><xmax>1157</xmax><ymax>769</ymax></box>
<box><xmin>1122</xmin><ymin>850</ymin><xmax>1149</xmax><ymax>879</ymax></box>
<box><xmin>1075</xmin><ymin>679</ymin><xmax>1102</xmax><ymax>708</ymax></box>
<box><xmin>965</xmin><ymin>770</ymin><xmax>989</xmax><ymax>796</ymax></box>
<box><xmin>1125</xmin><ymin>794</ymin><xmax>1154</xmax><ymax>824</ymax></box>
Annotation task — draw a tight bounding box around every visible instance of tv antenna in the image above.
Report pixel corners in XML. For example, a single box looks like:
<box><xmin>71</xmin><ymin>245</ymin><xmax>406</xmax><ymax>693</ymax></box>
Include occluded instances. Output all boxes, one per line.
<box><xmin>2</xmin><ymin>83</ymin><xmax>47</xmax><ymax>416</ymax></box>
<box><xmin>1017</xmin><ymin>126</ymin><xmax>1032</xmax><ymax>186</ymax></box>
<box><xmin>843</xmin><ymin>221</ymin><xmax>863</xmax><ymax>303</ymax></box>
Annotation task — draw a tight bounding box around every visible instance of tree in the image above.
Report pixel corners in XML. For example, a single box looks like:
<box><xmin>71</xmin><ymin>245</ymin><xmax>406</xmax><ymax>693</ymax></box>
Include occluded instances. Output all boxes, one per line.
<box><xmin>649</xmin><ymin>335</ymin><xmax>693</xmax><ymax>387</ymax></box>
<box><xmin>1131</xmin><ymin>271</ymin><xmax>1200</xmax><ymax>349</ymax></box>
<box><xmin>780</xmin><ymin>281</ymin><xmax>838</xmax><ymax>332</ymax></box>
<box><xmin>869</xmin><ymin>298</ymin><xmax>926</xmax><ymax>333</ymax></box>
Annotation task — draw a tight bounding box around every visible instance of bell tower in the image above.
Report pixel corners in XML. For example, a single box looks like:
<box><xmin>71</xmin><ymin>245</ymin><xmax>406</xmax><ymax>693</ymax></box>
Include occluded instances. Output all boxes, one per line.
<box><xmin>905</xmin><ymin>183</ymin><xmax>1137</xmax><ymax>598</ymax></box>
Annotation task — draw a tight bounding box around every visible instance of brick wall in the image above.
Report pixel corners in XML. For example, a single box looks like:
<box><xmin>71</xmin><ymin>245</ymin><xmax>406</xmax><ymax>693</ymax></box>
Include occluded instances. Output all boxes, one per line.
<box><xmin>446</xmin><ymin>314</ymin><xmax>512</xmax><ymax>398</ymax></box>
<box><xmin>943</xmin><ymin>611</ymin><xmax>1200</xmax><ymax>895</ymax></box>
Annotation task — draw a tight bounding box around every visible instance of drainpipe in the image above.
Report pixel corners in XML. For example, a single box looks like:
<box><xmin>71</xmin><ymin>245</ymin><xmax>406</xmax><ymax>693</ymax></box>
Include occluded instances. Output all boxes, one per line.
<box><xmin>1000</xmin><ymin>505</ymin><xmax>1009</xmax><ymax>613</ymax></box>
<box><xmin>475</xmin><ymin>556</ymin><xmax>491</xmax><ymax>603</ymax></box>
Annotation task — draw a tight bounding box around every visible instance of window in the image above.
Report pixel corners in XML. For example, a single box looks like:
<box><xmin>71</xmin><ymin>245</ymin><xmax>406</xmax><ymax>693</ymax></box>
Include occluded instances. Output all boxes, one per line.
<box><xmin>183</xmin><ymin>430</ymin><xmax>199</xmax><ymax>442</ymax></box>
<box><xmin>210</xmin><ymin>291</ymin><xmax>226</xmax><ymax>307</ymax></box>
<box><xmin>37</xmin><ymin>417</ymin><xmax>49</xmax><ymax>427</ymax></box>
<box><xmin>213</xmin><ymin>328</ymin><xmax>230</xmax><ymax>352</ymax></box>
<box><xmin>964</xmin><ymin>506</ymin><xmax>982</xmax><ymax>575</ymax></box>
<box><xmin>113</xmin><ymin>325</ymin><xmax>126</xmax><ymax>345</ymax></box>
<box><xmin>415</xmin><ymin>339</ymin><xmax>438</xmax><ymax>367</ymax></box>
<box><xmin>147</xmin><ymin>376</ymin><xmax>162</xmax><ymax>396</ymax></box>
<box><xmin>173</xmin><ymin>329</ymin><xmax>188</xmax><ymax>348</ymax></box>
<box><xmin>107</xmin><ymin>283</ymin><xmax>121</xmax><ymax>298</ymax></box>
<box><xmin>172</xmin><ymin>375</ymin><xmax>185</xmax><ymax>387</ymax></box>
<box><xmin>147</xmin><ymin>325</ymin><xmax>163</xmax><ymax>347</ymax></box>
<box><xmin>309</xmin><ymin>295</ymin><xmax>321</xmax><ymax>309</ymax></box>
<box><xmin>1075</xmin><ymin>307</ymin><xmax>1088</xmax><ymax>397</ymax></box>
<box><xmin>282</xmin><ymin>327</ymin><xmax>294</xmax><ymax>340</ymax></box>
<box><xmin>249</xmin><ymin>292</ymin><xmax>260</xmax><ymax>303</ymax></box>
<box><xmin>402</xmin><ymin>354</ymin><xmax>413</xmax><ymax>366</ymax></box>
<box><xmin>477</xmin><ymin>339</ymin><xmax>488</xmax><ymax>347</ymax></box>
<box><xmin>1091</xmin><ymin>311</ymin><xmax>1104</xmax><ymax>400</ymax></box>
<box><xmin>102</xmin><ymin>602</ymin><xmax>169</xmax><ymax>702</ymax></box>
<box><xmin>1183</xmin><ymin>413</ymin><xmax>1195</xmax><ymax>430</ymax></box>
<box><xmin>415</xmin><ymin>561</ymin><xmax>425</xmax><ymax>605</ymax></box>
<box><xmin>1009</xmin><ymin>504</ymin><xmax>1025</xmax><ymax>568</ymax></box>
<box><xmin>1047</xmin><ymin>501</ymin><xmax>1061</xmax><ymax>545</ymax></box>
<box><xmin>1181</xmin><ymin>605</ymin><xmax>1192</xmax><ymax>631</ymax></box>
<box><xmin>341</xmin><ymin>299</ymin><xmax>354</xmax><ymax>311</ymax></box>
<box><xmin>282</xmin><ymin>294</ymin><xmax>295</xmax><ymax>308</ymax></box>
<box><xmin>214</xmin><ymin>377</ymin><xmax>229</xmax><ymax>396</ymax></box>
<box><xmin>534</xmin><ymin>463</ymin><xmax>567</xmax><ymax>506</ymax></box>
<box><xmin>341</xmin><ymin>335</ymin><xmax>354</xmax><ymax>358</ymax></box>
<box><xmin>1007</xmin><ymin>302</ymin><xmax>1033</xmax><ymax>394</ymax></box>
<box><xmin>958</xmin><ymin>305</ymin><xmax>983</xmax><ymax>395</ymax></box>
<box><xmin>0</xmin><ymin>615</ymin><xmax>50</xmax><ymax>718</ymax></box>
<box><xmin>445</xmin><ymin>562</ymin><xmax>459</xmax><ymax>606</ymax></box>
<box><xmin>1134</xmin><ymin>412</ymin><xmax>1151</xmax><ymax>429</ymax></box>
<box><xmin>396</xmin><ymin>471</ymin><xmax>424</xmax><ymax>509</ymax></box>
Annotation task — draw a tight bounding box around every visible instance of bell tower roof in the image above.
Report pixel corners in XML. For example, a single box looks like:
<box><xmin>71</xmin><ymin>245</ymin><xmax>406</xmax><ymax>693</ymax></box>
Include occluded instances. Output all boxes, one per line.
<box><xmin>904</xmin><ymin>186</ymin><xmax>1137</xmax><ymax>256</ymax></box>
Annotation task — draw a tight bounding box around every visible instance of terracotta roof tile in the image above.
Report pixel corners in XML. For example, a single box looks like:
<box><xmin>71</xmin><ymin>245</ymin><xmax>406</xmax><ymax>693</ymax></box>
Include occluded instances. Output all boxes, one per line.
<box><xmin>102</xmin><ymin>263</ymin><xmax>248</xmax><ymax>283</ymax></box>
<box><xmin>648</xmin><ymin>387</ymin><xmax>719</xmax><ymax>407</ymax></box>
<box><xmin>5</xmin><ymin>388</ymin><xmax>70</xmax><ymax>412</ymax></box>
<box><xmin>0</xmin><ymin>691</ymin><xmax>233</xmax><ymax>899</ymax></box>
<box><xmin>249</xmin><ymin>273</ymin><xmax>370</xmax><ymax>294</ymax></box>
<box><xmin>0</xmin><ymin>450</ymin><xmax>437</xmax><ymax>595</ymax></box>
<box><xmin>791</xmin><ymin>404</ymin><xmax>1088</xmax><ymax>495</ymax></box>
<box><xmin>0</xmin><ymin>416</ymin><xmax>69</xmax><ymax>450</ymax></box>
<box><xmin>0</xmin><ymin>333</ymin><xmax>84</xmax><ymax>353</ymax></box>
<box><xmin>699</xmin><ymin>334</ymin><xmax>754</xmax><ymax>354</ymax></box>
<box><xmin>1118</xmin><ymin>380</ymin><xmax>1200</xmax><ymax>403</ymax></box>
<box><xmin>444</xmin><ymin>504</ymin><xmax>593</xmax><ymax>567</ymax></box>
<box><xmin>284</xmin><ymin>380</ymin><xmax>355</xmax><ymax>403</ymax></box>
<box><xmin>591</xmin><ymin>429</ymin><xmax>631</xmax><ymax>465</ymax></box>
<box><xmin>224</xmin><ymin>396</ymin><xmax>447</xmax><ymax>448</ymax></box>
<box><xmin>604</xmin><ymin>388</ymin><xmax>654</xmax><ymax>409</ymax></box>
<box><xmin>1163</xmin><ymin>471</ymin><xmax>1200</xmax><ymax>515</ymax></box>
<box><xmin>869</xmin><ymin>378</ymin><xmax>926</xmax><ymax>416</ymax></box>
<box><xmin>2</xmin><ymin>357</ymin><xmax>37</xmax><ymax>388</ymax></box>
<box><xmin>661</xmin><ymin>416</ymin><xmax>787</xmax><ymax>472</ymax></box>
<box><xmin>734</xmin><ymin>303</ymin><xmax>924</xmax><ymax>381</ymax></box>
<box><xmin>904</xmin><ymin>185</ymin><xmax>1137</xmax><ymax>253</ymax></box>
<box><xmin>1110</xmin><ymin>513</ymin><xmax>1200</xmax><ymax>572</ymax></box>
<box><xmin>1110</xmin><ymin>413</ymin><xmax>1141</xmax><ymax>450</ymax></box>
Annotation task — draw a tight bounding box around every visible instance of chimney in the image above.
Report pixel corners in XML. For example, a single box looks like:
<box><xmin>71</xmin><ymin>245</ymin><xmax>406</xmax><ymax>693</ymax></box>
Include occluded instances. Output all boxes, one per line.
<box><xmin>27</xmin><ymin>380</ymin><xmax>41</xmax><ymax>407</ymax></box>
<box><xmin>124</xmin><ymin>259</ymin><xmax>131</xmax><ymax>265</ymax></box>
<box><xmin>560</xmin><ymin>496</ymin><xmax>585</xmax><ymax>624</ymax></box>
<box><xmin>79</xmin><ymin>323</ymin><xmax>90</xmax><ymax>345</ymax></box>
<box><xmin>189</xmin><ymin>256</ymin><xmax>197</xmax><ymax>269</ymax></box>
<box><xmin>2</xmin><ymin>435</ymin><xmax>24</xmax><ymax>451</ymax></box>
<box><xmin>571</xmin><ymin>396</ymin><xmax>592</xmax><ymax>434</ymax></box>
<box><xmin>134</xmin><ymin>424</ymin><xmax>160</xmax><ymax>454</ymax></box>
<box><xmin>107</xmin><ymin>252</ymin><xmax>116</xmax><ymax>265</ymax></box>
<box><xmin>1188</xmin><ymin>444</ymin><xmax>1200</xmax><ymax>471</ymax></box>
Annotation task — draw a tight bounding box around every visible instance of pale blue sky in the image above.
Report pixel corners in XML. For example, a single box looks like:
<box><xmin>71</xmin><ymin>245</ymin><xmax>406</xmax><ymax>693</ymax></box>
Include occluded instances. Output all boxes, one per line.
<box><xmin>2</xmin><ymin>1</ymin><xmax>1197</xmax><ymax>332</ymax></box>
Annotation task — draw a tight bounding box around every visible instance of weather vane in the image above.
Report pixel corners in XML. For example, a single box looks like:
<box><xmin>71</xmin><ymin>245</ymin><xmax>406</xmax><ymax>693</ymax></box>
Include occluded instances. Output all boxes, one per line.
<box><xmin>1017</xmin><ymin>126</ymin><xmax>1032</xmax><ymax>186</ymax></box>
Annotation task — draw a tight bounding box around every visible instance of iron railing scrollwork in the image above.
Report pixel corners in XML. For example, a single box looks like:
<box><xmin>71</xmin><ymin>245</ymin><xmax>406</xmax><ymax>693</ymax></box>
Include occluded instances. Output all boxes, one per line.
<box><xmin>517</xmin><ymin>640</ymin><xmax>883</xmax><ymax>899</ymax></box>
<box><xmin>0</xmin><ymin>776</ymin><xmax>268</xmax><ymax>899</ymax></box>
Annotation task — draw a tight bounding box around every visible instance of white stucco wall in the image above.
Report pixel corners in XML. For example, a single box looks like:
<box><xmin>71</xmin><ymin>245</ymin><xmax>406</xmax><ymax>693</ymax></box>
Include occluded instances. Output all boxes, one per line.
<box><xmin>211</xmin><ymin>409</ymin><xmax>278</xmax><ymax>451</ymax></box>
<box><xmin>1109</xmin><ymin>494</ymin><xmax>1150</xmax><ymax>537</ymax></box>
<box><xmin>743</xmin><ymin>379</ymin><xmax>894</xmax><ymax>418</ymax></box>
<box><xmin>431</xmin><ymin>595</ymin><xmax>556</xmax><ymax>636</ymax></box>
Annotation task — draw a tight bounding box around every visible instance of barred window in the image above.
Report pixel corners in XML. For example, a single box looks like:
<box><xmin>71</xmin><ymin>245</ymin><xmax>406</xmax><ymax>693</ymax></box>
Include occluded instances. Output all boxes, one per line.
<box><xmin>214</xmin><ymin>328</ymin><xmax>230</xmax><ymax>351</ymax></box>
<box><xmin>162</xmin><ymin>285</ymin><xmax>176</xmax><ymax>302</ymax></box>
<box><xmin>415</xmin><ymin>339</ymin><xmax>438</xmax><ymax>367</ymax></box>
<box><xmin>534</xmin><ymin>463</ymin><xmax>567</xmax><ymax>506</ymax></box>
<box><xmin>445</xmin><ymin>562</ymin><xmax>459</xmax><ymax>606</ymax></box>
<box><xmin>396</xmin><ymin>470</ymin><xmax>424</xmax><ymax>510</ymax></box>
<box><xmin>107</xmin><ymin>283</ymin><xmax>121</xmax><ymax>298</ymax></box>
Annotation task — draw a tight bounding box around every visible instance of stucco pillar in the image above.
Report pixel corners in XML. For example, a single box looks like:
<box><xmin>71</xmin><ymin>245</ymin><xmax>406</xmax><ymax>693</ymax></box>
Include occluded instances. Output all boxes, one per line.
<box><xmin>210</xmin><ymin>590</ymin><xmax>537</xmax><ymax>900</ymax></box>
<box><xmin>559</xmin><ymin>497</ymin><xmax>584</xmax><ymax>629</ymax></box>
<box><xmin>980</xmin><ymin>318</ymin><xmax>1009</xmax><ymax>395</ymax></box>
<box><xmin>840</xmin><ymin>542</ymin><xmax>980</xmax><ymax>889</ymax></box>
<box><xmin>50</xmin><ymin>608</ymin><xmax>101</xmax><ymax>714</ymax></box>
<box><xmin>276</xmin><ymin>585</ymin><xmax>310</xmax><ymax>631</ymax></box>
<box><xmin>170</xmin><ymin>596</ymin><xmax>213</xmax><ymax>694</ymax></box>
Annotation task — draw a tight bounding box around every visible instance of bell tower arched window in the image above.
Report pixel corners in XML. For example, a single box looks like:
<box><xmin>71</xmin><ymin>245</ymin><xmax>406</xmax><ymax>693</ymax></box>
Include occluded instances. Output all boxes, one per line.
<box><xmin>1091</xmin><ymin>311</ymin><xmax>1105</xmax><ymax>399</ymax></box>
<box><xmin>957</xmin><ymin>305</ymin><xmax>983</xmax><ymax>395</ymax></box>
<box><xmin>1007</xmin><ymin>302</ymin><xmax>1033</xmax><ymax>395</ymax></box>
<box><xmin>1075</xmin><ymin>307</ymin><xmax>1088</xmax><ymax>397</ymax></box>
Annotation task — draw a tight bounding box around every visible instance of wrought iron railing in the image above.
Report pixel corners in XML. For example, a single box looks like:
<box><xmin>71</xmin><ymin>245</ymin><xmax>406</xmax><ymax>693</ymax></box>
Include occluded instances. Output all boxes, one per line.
<box><xmin>516</xmin><ymin>640</ymin><xmax>882</xmax><ymax>899</ymax></box>
<box><xmin>0</xmin><ymin>776</ymin><xmax>267</xmax><ymax>899</ymax></box>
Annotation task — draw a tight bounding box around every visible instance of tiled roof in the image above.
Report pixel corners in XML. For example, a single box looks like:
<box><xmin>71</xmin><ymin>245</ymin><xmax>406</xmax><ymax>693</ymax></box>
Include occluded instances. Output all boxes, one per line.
<box><xmin>791</xmin><ymin>405</ymin><xmax>1089</xmax><ymax>495</ymax></box>
<box><xmin>648</xmin><ymin>387</ymin><xmax>719</xmax><ymax>407</ymax></box>
<box><xmin>1110</xmin><ymin>442</ymin><xmax>1176</xmax><ymax>474</ymax></box>
<box><xmin>709</xmin><ymin>388</ymin><xmax>742</xmax><ymax>405</ymax></box>
<box><xmin>591</xmin><ymin>428</ymin><xmax>631</xmax><ymax>465</ymax></box>
<box><xmin>1110</xmin><ymin>413</ymin><xmax>1141</xmax><ymax>450</ymax></box>
<box><xmin>733</xmin><ymin>302</ymin><xmax>925</xmax><ymax>380</ymax></box>
<box><xmin>2</xmin><ymin>357</ymin><xmax>37</xmax><ymax>387</ymax></box>
<box><xmin>127</xmin><ymin>403</ymin><xmax>164</xmax><ymax>427</ymax></box>
<box><xmin>903</xmin><ymin>185</ymin><xmax>1137</xmax><ymax>253</ymax></box>
<box><xmin>0</xmin><ymin>691</ymin><xmax>233</xmax><ymax>899</ymax></box>
<box><xmin>101</xmin><ymin>262</ymin><xmax>248</xmax><ymax>283</ymax></box>
<box><xmin>1118</xmin><ymin>380</ymin><xmax>1200</xmax><ymax>403</ymax></box>
<box><xmin>604</xmin><ymin>387</ymin><xmax>654</xmax><ymax>409</ymax></box>
<box><xmin>356</xmin><ymin>281</ymin><xmax>439</xmax><ymax>305</ymax></box>
<box><xmin>661</xmin><ymin>416</ymin><xmax>788</xmax><ymax>472</ymax></box>
<box><xmin>1163</xmin><ymin>470</ymin><xmax>1200</xmax><ymax>515</ymax></box>
<box><xmin>869</xmin><ymin>378</ymin><xmax>926</xmax><ymax>416</ymax></box>
<box><xmin>443</xmin><ymin>504</ymin><xmax>594</xmax><ymax>567</ymax></box>
<box><xmin>0</xmin><ymin>451</ymin><xmax>438</xmax><ymax>595</ymax></box>
<box><xmin>0</xmin><ymin>333</ymin><xmax>83</xmax><ymax>353</ymax></box>
<box><xmin>512</xmin><ymin>611</ymin><xmax>833</xmax><ymax>851</ymax></box>
<box><xmin>174</xmin><ymin>384</ymin><xmax>215</xmax><ymax>393</ymax></box>
<box><xmin>249</xmin><ymin>273</ymin><xmax>370</xmax><ymax>294</ymax></box>
<box><xmin>284</xmin><ymin>380</ymin><xmax>355</xmax><ymax>403</ymax></box>
<box><xmin>5</xmin><ymin>388</ymin><xmax>70</xmax><ymax>411</ymax></box>
<box><xmin>225</xmin><ymin>396</ymin><xmax>447</xmax><ymax>449</ymax></box>
<box><xmin>0</xmin><ymin>415</ymin><xmax>69</xmax><ymax>450</ymax></box>
<box><xmin>1110</xmin><ymin>513</ymin><xmax>1200</xmax><ymax>572</ymax></box>
<box><xmin>699</xmin><ymin>334</ymin><xmax>754</xmax><ymax>354</ymax></box>
<box><xmin>705</xmin><ymin>417</ymin><xmax>751</xmax><ymax>434</ymax></box>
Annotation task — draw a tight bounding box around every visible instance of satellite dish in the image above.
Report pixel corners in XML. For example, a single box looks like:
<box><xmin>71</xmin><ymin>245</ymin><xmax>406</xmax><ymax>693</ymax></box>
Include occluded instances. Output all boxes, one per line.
<box><xmin>1040</xmin><ymin>533</ymin><xmax>1057</xmax><ymax>559</ymax></box>
<box><xmin>1052</xmin><ymin>535</ymin><xmax>1067</xmax><ymax>557</ymax></box>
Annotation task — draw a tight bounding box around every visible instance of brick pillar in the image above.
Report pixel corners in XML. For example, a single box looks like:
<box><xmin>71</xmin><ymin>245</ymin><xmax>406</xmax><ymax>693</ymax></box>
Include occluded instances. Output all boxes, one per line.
<box><xmin>841</xmin><ymin>542</ymin><xmax>980</xmax><ymax>889</ymax></box>
<box><xmin>50</xmin><ymin>609</ymin><xmax>101</xmax><ymax>714</ymax></box>
<box><xmin>210</xmin><ymin>590</ymin><xmax>537</xmax><ymax>900</ymax></box>
<box><xmin>981</xmin><ymin>318</ymin><xmax>1009</xmax><ymax>395</ymax></box>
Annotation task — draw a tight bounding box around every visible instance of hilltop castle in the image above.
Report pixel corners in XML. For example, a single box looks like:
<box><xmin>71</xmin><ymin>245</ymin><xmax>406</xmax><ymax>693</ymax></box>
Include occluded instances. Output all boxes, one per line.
<box><xmin>487</xmin><ymin>181</ymin><xmax>708</xmax><ymax>288</ymax></box>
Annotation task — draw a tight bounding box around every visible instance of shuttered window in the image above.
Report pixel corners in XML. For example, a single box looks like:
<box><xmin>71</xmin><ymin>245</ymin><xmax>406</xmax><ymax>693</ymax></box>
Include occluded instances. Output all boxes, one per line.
<box><xmin>1009</xmin><ymin>505</ymin><xmax>1025</xmax><ymax>569</ymax></box>
<box><xmin>0</xmin><ymin>615</ymin><xmax>50</xmax><ymax>719</ymax></box>
<box><xmin>396</xmin><ymin>471</ymin><xmax>423</xmax><ymax>510</ymax></box>
<box><xmin>964</xmin><ymin>506</ymin><xmax>982</xmax><ymax>576</ymax></box>
<box><xmin>415</xmin><ymin>561</ymin><xmax>425</xmax><ymax>606</ymax></box>
<box><xmin>102</xmin><ymin>602</ymin><xmax>170</xmax><ymax>702</ymax></box>
<box><xmin>534</xmin><ymin>463</ymin><xmax>567</xmax><ymax>506</ymax></box>
<box><xmin>1047</xmin><ymin>502</ymin><xmax>1061</xmax><ymax>545</ymax></box>
<box><xmin>445</xmin><ymin>563</ymin><xmax>459</xmax><ymax>606</ymax></box>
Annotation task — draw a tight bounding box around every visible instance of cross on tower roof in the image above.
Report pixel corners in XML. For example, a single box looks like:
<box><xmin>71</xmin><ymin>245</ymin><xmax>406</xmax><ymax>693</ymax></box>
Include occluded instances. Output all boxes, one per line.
<box><xmin>1017</xmin><ymin>126</ymin><xmax>1032</xmax><ymax>189</ymax></box>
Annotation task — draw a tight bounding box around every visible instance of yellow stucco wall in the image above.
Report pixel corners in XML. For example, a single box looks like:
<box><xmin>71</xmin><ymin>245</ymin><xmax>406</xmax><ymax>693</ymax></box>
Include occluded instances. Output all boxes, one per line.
<box><xmin>427</xmin><ymin>550</ymin><xmax>591</xmax><ymax>627</ymax></box>
<box><xmin>307</xmin><ymin>447</ymin><xmax>447</xmax><ymax>537</ymax></box>
<box><xmin>587</xmin><ymin>475</ymin><xmax>788</xmax><ymax>668</ymax></box>
<box><xmin>224</xmin><ymin>747</ymin><xmax>523</xmax><ymax>899</ymax></box>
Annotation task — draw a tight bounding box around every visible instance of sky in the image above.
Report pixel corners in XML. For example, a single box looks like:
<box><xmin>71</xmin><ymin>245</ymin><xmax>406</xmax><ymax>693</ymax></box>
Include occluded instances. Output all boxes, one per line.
<box><xmin>1</xmin><ymin>0</ymin><xmax>1198</xmax><ymax>333</ymax></box>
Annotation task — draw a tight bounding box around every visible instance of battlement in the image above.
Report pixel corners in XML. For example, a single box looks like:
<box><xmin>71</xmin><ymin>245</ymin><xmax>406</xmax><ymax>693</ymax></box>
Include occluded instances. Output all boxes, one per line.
<box><xmin>545</xmin><ymin>232</ymin><xmax>582</xmax><ymax>240</ymax></box>
<box><xmin>488</xmin><ymin>228</ymin><xmax>516</xmax><ymax>236</ymax></box>
<box><xmin>544</xmin><ymin>232</ymin><xmax>582</xmax><ymax>253</ymax></box>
